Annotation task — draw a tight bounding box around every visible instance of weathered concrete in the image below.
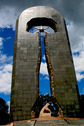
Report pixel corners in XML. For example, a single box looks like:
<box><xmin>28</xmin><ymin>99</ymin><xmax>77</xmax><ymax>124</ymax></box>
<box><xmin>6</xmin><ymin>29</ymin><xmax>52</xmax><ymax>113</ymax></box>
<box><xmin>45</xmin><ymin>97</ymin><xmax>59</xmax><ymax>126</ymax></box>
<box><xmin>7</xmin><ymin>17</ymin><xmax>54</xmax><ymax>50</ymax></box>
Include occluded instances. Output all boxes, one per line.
<box><xmin>10</xmin><ymin>6</ymin><xmax>80</xmax><ymax>121</ymax></box>
<box><xmin>5</xmin><ymin>118</ymin><xmax>84</xmax><ymax>126</ymax></box>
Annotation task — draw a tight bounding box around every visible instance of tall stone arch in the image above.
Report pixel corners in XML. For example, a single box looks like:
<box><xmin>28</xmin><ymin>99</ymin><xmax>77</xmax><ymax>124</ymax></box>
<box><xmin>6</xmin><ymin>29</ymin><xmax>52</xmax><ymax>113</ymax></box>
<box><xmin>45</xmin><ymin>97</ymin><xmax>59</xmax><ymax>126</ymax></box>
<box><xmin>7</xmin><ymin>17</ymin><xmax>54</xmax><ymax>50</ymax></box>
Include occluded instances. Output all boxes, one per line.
<box><xmin>10</xmin><ymin>6</ymin><xmax>80</xmax><ymax>121</ymax></box>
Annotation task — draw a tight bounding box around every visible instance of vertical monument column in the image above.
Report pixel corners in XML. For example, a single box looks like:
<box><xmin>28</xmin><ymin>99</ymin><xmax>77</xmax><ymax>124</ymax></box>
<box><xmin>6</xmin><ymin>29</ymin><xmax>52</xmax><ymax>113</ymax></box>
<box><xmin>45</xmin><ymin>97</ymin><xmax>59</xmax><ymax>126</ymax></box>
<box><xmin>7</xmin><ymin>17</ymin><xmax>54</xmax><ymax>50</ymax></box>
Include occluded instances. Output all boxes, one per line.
<box><xmin>45</xmin><ymin>24</ymin><xmax>80</xmax><ymax>117</ymax></box>
<box><xmin>10</xmin><ymin>14</ymin><xmax>39</xmax><ymax>121</ymax></box>
<box><xmin>10</xmin><ymin>6</ymin><xmax>80</xmax><ymax>121</ymax></box>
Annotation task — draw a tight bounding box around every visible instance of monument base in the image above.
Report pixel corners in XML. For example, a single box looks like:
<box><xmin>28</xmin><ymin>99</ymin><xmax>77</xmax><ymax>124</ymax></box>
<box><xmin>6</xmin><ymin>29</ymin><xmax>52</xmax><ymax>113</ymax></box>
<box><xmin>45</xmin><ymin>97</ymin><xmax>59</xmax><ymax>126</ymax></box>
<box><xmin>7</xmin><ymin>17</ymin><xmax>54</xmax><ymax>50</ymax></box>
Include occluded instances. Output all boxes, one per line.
<box><xmin>4</xmin><ymin>117</ymin><xmax>84</xmax><ymax>126</ymax></box>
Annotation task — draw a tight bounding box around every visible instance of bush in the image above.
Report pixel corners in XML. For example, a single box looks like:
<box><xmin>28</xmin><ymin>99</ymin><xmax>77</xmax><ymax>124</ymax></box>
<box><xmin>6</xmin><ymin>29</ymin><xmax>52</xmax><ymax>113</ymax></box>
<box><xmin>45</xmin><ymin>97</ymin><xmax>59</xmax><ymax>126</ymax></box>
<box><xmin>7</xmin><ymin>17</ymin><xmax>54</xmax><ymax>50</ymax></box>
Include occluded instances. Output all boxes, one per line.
<box><xmin>80</xmin><ymin>94</ymin><xmax>84</xmax><ymax>117</ymax></box>
<box><xmin>0</xmin><ymin>98</ymin><xmax>9</xmax><ymax>125</ymax></box>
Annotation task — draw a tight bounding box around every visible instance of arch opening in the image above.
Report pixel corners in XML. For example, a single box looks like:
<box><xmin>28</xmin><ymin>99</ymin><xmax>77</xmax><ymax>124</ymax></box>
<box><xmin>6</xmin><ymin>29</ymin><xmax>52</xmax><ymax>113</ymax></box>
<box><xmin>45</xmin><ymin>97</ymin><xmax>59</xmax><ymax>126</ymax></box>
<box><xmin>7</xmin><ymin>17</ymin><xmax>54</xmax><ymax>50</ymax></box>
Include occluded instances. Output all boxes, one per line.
<box><xmin>39</xmin><ymin>32</ymin><xmax>51</xmax><ymax>96</ymax></box>
<box><xmin>26</xmin><ymin>18</ymin><xmax>63</xmax><ymax>119</ymax></box>
<box><xmin>26</xmin><ymin>18</ymin><xmax>56</xmax><ymax>96</ymax></box>
<box><xmin>26</xmin><ymin>17</ymin><xmax>58</xmax><ymax>32</ymax></box>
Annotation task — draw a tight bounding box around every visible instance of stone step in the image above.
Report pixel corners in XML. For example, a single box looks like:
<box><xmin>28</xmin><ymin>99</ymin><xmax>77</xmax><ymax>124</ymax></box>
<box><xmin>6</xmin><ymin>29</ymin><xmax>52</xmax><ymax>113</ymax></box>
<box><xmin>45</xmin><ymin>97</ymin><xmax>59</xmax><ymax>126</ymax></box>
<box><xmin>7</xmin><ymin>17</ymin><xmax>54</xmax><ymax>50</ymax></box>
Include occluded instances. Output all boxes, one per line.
<box><xmin>35</xmin><ymin>120</ymin><xmax>68</xmax><ymax>126</ymax></box>
<box><xmin>65</xmin><ymin>119</ymin><xmax>84</xmax><ymax>125</ymax></box>
<box><xmin>13</xmin><ymin>120</ymin><xmax>70</xmax><ymax>126</ymax></box>
<box><xmin>13</xmin><ymin>120</ymin><xmax>35</xmax><ymax>126</ymax></box>
<box><xmin>4</xmin><ymin>119</ymin><xmax>84</xmax><ymax>126</ymax></box>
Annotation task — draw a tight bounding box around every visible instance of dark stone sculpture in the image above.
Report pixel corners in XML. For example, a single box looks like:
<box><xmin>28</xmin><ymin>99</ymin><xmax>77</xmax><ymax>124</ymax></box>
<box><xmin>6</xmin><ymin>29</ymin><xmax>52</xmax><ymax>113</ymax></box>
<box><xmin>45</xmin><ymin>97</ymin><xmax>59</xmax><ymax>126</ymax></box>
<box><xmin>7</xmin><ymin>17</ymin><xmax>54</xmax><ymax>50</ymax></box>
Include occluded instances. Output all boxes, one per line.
<box><xmin>10</xmin><ymin>6</ymin><xmax>80</xmax><ymax>121</ymax></box>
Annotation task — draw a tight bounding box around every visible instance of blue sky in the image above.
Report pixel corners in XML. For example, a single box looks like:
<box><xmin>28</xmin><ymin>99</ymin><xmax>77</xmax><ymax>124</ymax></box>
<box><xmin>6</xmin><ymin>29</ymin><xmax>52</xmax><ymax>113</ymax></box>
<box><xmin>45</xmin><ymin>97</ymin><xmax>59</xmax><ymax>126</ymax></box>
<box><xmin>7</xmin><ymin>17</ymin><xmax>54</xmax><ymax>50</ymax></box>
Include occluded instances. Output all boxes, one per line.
<box><xmin>39</xmin><ymin>32</ymin><xmax>51</xmax><ymax>95</ymax></box>
<box><xmin>0</xmin><ymin>0</ymin><xmax>84</xmax><ymax>111</ymax></box>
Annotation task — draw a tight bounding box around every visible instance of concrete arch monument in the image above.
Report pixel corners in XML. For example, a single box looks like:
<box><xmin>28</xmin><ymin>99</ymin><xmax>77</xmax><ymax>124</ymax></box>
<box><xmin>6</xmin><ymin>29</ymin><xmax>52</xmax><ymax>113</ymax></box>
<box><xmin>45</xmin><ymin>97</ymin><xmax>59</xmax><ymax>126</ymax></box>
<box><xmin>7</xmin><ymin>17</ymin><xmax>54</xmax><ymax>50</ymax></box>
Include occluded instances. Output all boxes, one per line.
<box><xmin>10</xmin><ymin>6</ymin><xmax>80</xmax><ymax>121</ymax></box>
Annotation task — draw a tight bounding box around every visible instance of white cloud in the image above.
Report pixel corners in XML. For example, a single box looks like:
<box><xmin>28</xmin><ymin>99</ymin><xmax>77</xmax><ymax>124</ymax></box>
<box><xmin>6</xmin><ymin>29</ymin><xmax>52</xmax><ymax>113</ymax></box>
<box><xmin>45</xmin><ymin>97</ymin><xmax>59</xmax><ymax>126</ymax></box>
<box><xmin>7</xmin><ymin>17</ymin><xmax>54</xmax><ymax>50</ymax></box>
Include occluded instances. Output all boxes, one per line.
<box><xmin>6</xmin><ymin>37</ymin><xmax>11</xmax><ymax>40</ymax></box>
<box><xmin>7</xmin><ymin>101</ymin><xmax>10</xmax><ymax>106</ymax></box>
<box><xmin>73</xmin><ymin>49</ymin><xmax>84</xmax><ymax>81</ymax></box>
<box><xmin>73</xmin><ymin>49</ymin><xmax>84</xmax><ymax>73</ymax></box>
<box><xmin>45</xmin><ymin>76</ymin><xmax>49</xmax><ymax>80</ymax></box>
<box><xmin>67</xmin><ymin>21</ymin><xmax>84</xmax><ymax>82</ymax></box>
<box><xmin>0</xmin><ymin>37</ymin><xmax>3</xmax><ymax>49</ymax></box>
<box><xmin>0</xmin><ymin>54</ymin><xmax>13</xmax><ymax>65</ymax></box>
<box><xmin>76</xmin><ymin>73</ymin><xmax>84</xmax><ymax>82</ymax></box>
<box><xmin>0</xmin><ymin>44</ymin><xmax>13</xmax><ymax>94</ymax></box>
<box><xmin>0</xmin><ymin>47</ymin><xmax>13</xmax><ymax>94</ymax></box>
<box><xmin>45</xmin><ymin>26</ymin><xmax>54</xmax><ymax>33</ymax></box>
<box><xmin>0</xmin><ymin>7</ymin><xmax>19</xmax><ymax>30</ymax></box>
<box><xmin>40</xmin><ymin>62</ymin><xmax>48</xmax><ymax>75</ymax></box>
<box><xmin>67</xmin><ymin>21</ymin><xmax>84</xmax><ymax>53</ymax></box>
<box><xmin>3</xmin><ymin>64</ymin><xmax>12</xmax><ymax>72</ymax></box>
<box><xmin>42</xmin><ymin>55</ymin><xmax>46</xmax><ymax>60</ymax></box>
<box><xmin>0</xmin><ymin>64</ymin><xmax>12</xmax><ymax>94</ymax></box>
<box><xmin>7</xmin><ymin>101</ymin><xmax>10</xmax><ymax>113</ymax></box>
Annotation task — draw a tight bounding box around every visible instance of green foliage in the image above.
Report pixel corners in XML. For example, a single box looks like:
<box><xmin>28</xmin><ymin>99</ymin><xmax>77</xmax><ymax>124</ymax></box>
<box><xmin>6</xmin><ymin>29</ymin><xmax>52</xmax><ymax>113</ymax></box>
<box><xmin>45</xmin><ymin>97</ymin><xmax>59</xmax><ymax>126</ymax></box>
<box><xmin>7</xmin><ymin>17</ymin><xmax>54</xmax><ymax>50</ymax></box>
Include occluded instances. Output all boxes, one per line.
<box><xmin>0</xmin><ymin>98</ymin><xmax>9</xmax><ymax>125</ymax></box>
<box><xmin>32</xmin><ymin>94</ymin><xmax>59</xmax><ymax>118</ymax></box>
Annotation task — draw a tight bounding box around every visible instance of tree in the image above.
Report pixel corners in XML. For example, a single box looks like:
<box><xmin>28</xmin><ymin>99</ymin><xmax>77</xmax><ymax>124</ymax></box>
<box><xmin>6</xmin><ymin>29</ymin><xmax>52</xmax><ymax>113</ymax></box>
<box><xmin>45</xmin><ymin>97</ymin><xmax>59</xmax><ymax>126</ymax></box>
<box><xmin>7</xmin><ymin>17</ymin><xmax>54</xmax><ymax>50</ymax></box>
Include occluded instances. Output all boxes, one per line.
<box><xmin>80</xmin><ymin>94</ymin><xmax>84</xmax><ymax>117</ymax></box>
<box><xmin>0</xmin><ymin>98</ymin><xmax>9</xmax><ymax>125</ymax></box>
